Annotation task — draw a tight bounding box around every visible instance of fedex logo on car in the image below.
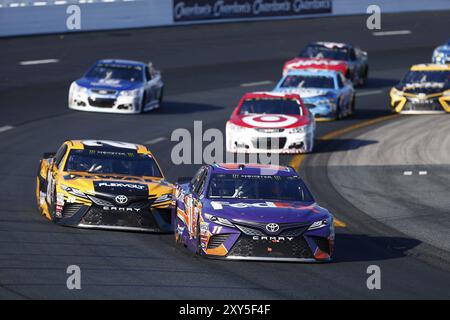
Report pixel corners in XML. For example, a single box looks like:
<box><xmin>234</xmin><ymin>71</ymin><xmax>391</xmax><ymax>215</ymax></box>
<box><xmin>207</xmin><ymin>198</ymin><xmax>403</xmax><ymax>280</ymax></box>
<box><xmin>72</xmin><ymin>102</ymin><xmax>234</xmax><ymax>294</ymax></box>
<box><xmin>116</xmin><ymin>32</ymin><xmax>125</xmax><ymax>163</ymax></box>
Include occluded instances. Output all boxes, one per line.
<box><xmin>210</xmin><ymin>201</ymin><xmax>277</xmax><ymax>210</ymax></box>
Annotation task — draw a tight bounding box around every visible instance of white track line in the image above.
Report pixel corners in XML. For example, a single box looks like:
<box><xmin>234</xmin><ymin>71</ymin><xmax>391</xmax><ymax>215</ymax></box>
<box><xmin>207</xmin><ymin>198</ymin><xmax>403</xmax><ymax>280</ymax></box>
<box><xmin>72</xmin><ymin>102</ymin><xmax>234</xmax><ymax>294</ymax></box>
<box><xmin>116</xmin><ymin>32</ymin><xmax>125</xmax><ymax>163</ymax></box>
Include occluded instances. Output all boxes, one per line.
<box><xmin>19</xmin><ymin>59</ymin><xmax>59</xmax><ymax>66</ymax></box>
<box><xmin>373</xmin><ymin>30</ymin><xmax>411</xmax><ymax>36</ymax></box>
<box><xmin>403</xmin><ymin>171</ymin><xmax>413</xmax><ymax>176</ymax></box>
<box><xmin>143</xmin><ymin>137</ymin><xmax>167</xmax><ymax>145</ymax></box>
<box><xmin>0</xmin><ymin>126</ymin><xmax>14</xmax><ymax>133</ymax></box>
<box><xmin>356</xmin><ymin>90</ymin><xmax>384</xmax><ymax>97</ymax></box>
<box><xmin>240</xmin><ymin>80</ymin><xmax>273</xmax><ymax>87</ymax></box>
<box><xmin>418</xmin><ymin>171</ymin><xmax>428</xmax><ymax>176</ymax></box>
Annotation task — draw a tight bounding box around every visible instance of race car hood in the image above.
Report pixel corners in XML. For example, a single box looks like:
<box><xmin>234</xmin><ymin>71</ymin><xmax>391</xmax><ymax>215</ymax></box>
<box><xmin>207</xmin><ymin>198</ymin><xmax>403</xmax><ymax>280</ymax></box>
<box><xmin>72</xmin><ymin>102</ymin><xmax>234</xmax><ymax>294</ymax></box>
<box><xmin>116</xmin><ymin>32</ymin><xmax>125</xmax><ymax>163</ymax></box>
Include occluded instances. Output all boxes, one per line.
<box><xmin>400</xmin><ymin>82</ymin><xmax>446</xmax><ymax>95</ymax></box>
<box><xmin>283</xmin><ymin>58</ymin><xmax>348</xmax><ymax>74</ymax></box>
<box><xmin>203</xmin><ymin>199</ymin><xmax>330</xmax><ymax>224</ymax></box>
<box><xmin>76</xmin><ymin>77</ymin><xmax>143</xmax><ymax>91</ymax></box>
<box><xmin>229</xmin><ymin>113</ymin><xmax>310</xmax><ymax>129</ymax></box>
<box><xmin>61</xmin><ymin>172</ymin><xmax>172</xmax><ymax>198</ymax></box>
<box><xmin>275</xmin><ymin>87</ymin><xmax>333</xmax><ymax>98</ymax></box>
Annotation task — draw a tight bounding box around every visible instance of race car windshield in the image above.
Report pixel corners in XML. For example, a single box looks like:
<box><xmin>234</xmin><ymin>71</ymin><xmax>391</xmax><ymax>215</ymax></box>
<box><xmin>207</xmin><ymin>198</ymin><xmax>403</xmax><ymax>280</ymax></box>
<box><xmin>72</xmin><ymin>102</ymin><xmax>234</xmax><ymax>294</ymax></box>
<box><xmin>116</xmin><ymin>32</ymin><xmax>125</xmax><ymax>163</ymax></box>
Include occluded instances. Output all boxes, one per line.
<box><xmin>85</xmin><ymin>63</ymin><xmax>143</xmax><ymax>82</ymax></box>
<box><xmin>299</xmin><ymin>45</ymin><xmax>350</xmax><ymax>61</ymax></box>
<box><xmin>400</xmin><ymin>71</ymin><xmax>450</xmax><ymax>86</ymax></box>
<box><xmin>64</xmin><ymin>149</ymin><xmax>162</xmax><ymax>177</ymax></box>
<box><xmin>207</xmin><ymin>174</ymin><xmax>314</xmax><ymax>202</ymax></box>
<box><xmin>238</xmin><ymin>98</ymin><xmax>302</xmax><ymax>115</ymax></box>
<box><xmin>280</xmin><ymin>75</ymin><xmax>335</xmax><ymax>89</ymax></box>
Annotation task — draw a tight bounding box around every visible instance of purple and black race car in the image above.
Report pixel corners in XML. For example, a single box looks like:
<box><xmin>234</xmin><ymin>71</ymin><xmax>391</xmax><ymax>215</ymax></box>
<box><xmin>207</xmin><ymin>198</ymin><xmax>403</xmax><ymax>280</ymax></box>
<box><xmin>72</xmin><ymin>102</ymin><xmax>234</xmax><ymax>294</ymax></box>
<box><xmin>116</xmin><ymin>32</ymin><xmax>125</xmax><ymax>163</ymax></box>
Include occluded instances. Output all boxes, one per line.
<box><xmin>173</xmin><ymin>163</ymin><xmax>334</xmax><ymax>262</ymax></box>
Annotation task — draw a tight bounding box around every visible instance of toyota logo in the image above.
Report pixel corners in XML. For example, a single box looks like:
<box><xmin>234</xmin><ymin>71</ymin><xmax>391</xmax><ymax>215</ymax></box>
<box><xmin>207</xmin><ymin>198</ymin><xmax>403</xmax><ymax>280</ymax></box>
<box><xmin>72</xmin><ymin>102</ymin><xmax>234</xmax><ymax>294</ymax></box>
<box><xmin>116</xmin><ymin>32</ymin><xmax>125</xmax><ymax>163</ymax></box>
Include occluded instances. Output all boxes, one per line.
<box><xmin>266</xmin><ymin>223</ymin><xmax>280</xmax><ymax>233</ymax></box>
<box><xmin>115</xmin><ymin>195</ymin><xmax>128</xmax><ymax>205</ymax></box>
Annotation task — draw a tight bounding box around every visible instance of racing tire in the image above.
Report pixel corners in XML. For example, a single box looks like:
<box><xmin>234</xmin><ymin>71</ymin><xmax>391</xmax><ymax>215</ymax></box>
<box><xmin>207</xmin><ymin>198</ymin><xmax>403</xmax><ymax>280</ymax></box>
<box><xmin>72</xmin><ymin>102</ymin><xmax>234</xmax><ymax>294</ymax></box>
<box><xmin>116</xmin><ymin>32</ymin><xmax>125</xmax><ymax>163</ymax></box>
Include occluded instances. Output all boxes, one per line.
<box><xmin>195</xmin><ymin>219</ymin><xmax>203</xmax><ymax>256</ymax></box>
<box><xmin>334</xmin><ymin>101</ymin><xmax>341</xmax><ymax>120</ymax></box>
<box><xmin>362</xmin><ymin>65</ymin><xmax>369</xmax><ymax>86</ymax></box>
<box><xmin>350</xmin><ymin>95</ymin><xmax>356</xmax><ymax>116</ymax></box>
<box><xmin>140</xmin><ymin>94</ymin><xmax>147</xmax><ymax>114</ymax></box>
<box><xmin>158</xmin><ymin>87</ymin><xmax>164</xmax><ymax>110</ymax></box>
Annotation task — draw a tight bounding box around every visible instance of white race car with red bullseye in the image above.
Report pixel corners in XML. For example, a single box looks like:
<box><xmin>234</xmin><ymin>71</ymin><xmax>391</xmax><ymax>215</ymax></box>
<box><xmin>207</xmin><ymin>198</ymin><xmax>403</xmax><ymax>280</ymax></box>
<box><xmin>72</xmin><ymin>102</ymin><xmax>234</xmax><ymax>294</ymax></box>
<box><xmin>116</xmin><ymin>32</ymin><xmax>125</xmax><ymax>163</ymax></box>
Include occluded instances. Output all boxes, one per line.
<box><xmin>226</xmin><ymin>92</ymin><xmax>315</xmax><ymax>154</ymax></box>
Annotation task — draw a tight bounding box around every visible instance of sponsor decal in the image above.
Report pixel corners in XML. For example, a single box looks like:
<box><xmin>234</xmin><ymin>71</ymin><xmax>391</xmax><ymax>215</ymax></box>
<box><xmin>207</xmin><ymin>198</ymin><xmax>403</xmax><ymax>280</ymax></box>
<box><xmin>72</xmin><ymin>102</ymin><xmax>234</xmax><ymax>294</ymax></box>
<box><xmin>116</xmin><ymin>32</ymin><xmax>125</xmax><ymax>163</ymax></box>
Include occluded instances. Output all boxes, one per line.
<box><xmin>200</xmin><ymin>221</ymin><xmax>210</xmax><ymax>234</ymax></box>
<box><xmin>103</xmin><ymin>206</ymin><xmax>142</xmax><ymax>213</ymax></box>
<box><xmin>173</xmin><ymin>0</ymin><xmax>332</xmax><ymax>22</ymax></box>
<box><xmin>210</xmin><ymin>200</ymin><xmax>321</xmax><ymax>212</ymax></box>
<box><xmin>252</xmin><ymin>236</ymin><xmax>294</xmax><ymax>241</ymax></box>
<box><xmin>241</xmin><ymin>114</ymin><xmax>298</xmax><ymax>128</ymax></box>
<box><xmin>98</xmin><ymin>182</ymin><xmax>145</xmax><ymax>190</ymax></box>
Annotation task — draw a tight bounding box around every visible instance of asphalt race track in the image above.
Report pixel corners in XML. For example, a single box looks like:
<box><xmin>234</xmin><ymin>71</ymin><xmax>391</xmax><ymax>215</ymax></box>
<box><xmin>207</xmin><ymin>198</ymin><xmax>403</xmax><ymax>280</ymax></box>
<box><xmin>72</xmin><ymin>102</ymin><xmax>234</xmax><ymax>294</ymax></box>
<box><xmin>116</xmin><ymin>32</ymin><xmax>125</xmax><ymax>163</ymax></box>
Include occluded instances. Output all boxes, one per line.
<box><xmin>1</xmin><ymin>11</ymin><xmax>450</xmax><ymax>299</ymax></box>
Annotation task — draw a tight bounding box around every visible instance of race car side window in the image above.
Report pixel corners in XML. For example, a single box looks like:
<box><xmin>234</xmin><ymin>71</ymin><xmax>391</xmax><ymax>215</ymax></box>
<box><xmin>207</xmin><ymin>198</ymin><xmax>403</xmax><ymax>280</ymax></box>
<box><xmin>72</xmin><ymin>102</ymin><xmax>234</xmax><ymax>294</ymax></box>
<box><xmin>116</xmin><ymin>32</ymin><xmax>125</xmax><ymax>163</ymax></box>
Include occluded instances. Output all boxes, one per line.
<box><xmin>195</xmin><ymin>169</ymin><xmax>209</xmax><ymax>195</ymax></box>
<box><xmin>193</xmin><ymin>168</ymin><xmax>208</xmax><ymax>195</ymax></box>
<box><xmin>54</xmin><ymin>144</ymin><xmax>68</xmax><ymax>169</ymax></box>
<box><xmin>338</xmin><ymin>75</ymin><xmax>344</xmax><ymax>88</ymax></box>
<box><xmin>145</xmin><ymin>66</ymin><xmax>152</xmax><ymax>81</ymax></box>
<box><xmin>349</xmin><ymin>49</ymin><xmax>357</xmax><ymax>61</ymax></box>
<box><xmin>191</xmin><ymin>167</ymin><xmax>205</xmax><ymax>191</ymax></box>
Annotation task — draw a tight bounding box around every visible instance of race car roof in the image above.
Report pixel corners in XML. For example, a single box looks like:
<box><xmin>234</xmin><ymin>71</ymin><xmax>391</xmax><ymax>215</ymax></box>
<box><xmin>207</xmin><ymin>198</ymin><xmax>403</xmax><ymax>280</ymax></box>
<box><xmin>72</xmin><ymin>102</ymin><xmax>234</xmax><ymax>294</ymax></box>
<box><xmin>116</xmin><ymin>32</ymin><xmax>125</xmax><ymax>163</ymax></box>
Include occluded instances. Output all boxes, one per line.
<box><xmin>96</xmin><ymin>59</ymin><xmax>147</xmax><ymax>67</ymax></box>
<box><xmin>211</xmin><ymin>163</ymin><xmax>298</xmax><ymax>176</ymax></box>
<box><xmin>241</xmin><ymin>91</ymin><xmax>303</xmax><ymax>101</ymax></box>
<box><xmin>410</xmin><ymin>64</ymin><xmax>450</xmax><ymax>71</ymax></box>
<box><xmin>284</xmin><ymin>69</ymin><xmax>338</xmax><ymax>77</ymax></box>
<box><xmin>312</xmin><ymin>41</ymin><xmax>351</xmax><ymax>49</ymax></box>
<box><xmin>68</xmin><ymin>140</ymin><xmax>150</xmax><ymax>154</ymax></box>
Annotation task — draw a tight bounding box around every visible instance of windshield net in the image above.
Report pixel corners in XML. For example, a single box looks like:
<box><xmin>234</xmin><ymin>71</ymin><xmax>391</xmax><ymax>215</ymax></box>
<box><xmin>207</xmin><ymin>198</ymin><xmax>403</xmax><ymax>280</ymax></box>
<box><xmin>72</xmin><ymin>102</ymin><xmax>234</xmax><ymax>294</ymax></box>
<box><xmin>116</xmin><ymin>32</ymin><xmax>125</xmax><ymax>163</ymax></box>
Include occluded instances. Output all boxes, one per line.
<box><xmin>238</xmin><ymin>98</ymin><xmax>302</xmax><ymax>115</ymax></box>
<box><xmin>207</xmin><ymin>174</ymin><xmax>314</xmax><ymax>202</ymax></box>
<box><xmin>65</xmin><ymin>149</ymin><xmax>162</xmax><ymax>177</ymax></box>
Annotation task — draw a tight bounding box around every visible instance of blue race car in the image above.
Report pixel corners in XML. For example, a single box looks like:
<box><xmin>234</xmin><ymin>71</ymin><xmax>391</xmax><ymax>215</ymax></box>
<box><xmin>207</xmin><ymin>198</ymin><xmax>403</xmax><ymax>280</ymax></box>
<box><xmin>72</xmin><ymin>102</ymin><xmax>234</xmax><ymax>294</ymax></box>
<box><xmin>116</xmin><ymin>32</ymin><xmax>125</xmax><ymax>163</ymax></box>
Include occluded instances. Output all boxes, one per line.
<box><xmin>68</xmin><ymin>59</ymin><xmax>164</xmax><ymax>114</ymax></box>
<box><xmin>273</xmin><ymin>69</ymin><xmax>355</xmax><ymax>121</ymax></box>
<box><xmin>173</xmin><ymin>163</ymin><xmax>335</xmax><ymax>262</ymax></box>
<box><xmin>432</xmin><ymin>39</ymin><xmax>450</xmax><ymax>64</ymax></box>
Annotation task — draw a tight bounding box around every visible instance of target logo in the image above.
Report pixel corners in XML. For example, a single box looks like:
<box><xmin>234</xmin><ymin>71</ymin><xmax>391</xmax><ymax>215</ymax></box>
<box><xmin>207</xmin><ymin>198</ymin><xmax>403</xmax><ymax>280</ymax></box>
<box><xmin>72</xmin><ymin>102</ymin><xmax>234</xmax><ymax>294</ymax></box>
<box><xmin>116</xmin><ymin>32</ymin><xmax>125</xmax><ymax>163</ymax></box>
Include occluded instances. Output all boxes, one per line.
<box><xmin>241</xmin><ymin>115</ymin><xmax>298</xmax><ymax>128</ymax></box>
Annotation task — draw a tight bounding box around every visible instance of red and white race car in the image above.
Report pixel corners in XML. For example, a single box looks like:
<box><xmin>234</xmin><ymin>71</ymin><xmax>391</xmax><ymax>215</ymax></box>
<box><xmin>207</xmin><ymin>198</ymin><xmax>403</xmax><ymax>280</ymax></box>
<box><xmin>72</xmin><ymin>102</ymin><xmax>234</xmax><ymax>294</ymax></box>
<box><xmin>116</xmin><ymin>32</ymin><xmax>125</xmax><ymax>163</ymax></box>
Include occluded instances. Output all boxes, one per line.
<box><xmin>226</xmin><ymin>92</ymin><xmax>315</xmax><ymax>154</ymax></box>
<box><xmin>283</xmin><ymin>42</ymin><xmax>369</xmax><ymax>86</ymax></box>
<box><xmin>283</xmin><ymin>58</ymin><xmax>348</xmax><ymax>78</ymax></box>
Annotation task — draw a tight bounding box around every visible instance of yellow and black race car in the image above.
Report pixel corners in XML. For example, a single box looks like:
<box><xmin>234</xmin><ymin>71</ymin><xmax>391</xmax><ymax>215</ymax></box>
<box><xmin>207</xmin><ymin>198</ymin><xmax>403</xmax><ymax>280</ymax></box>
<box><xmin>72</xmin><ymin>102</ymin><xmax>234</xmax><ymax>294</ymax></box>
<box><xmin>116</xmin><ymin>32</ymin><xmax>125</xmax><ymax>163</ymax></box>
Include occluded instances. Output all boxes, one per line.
<box><xmin>36</xmin><ymin>140</ymin><xmax>173</xmax><ymax>232</ymax></box>
<box><xmin>390</xmin><ymin>64</ymin><xmax>450</xmax><ymax>114</ymax></box>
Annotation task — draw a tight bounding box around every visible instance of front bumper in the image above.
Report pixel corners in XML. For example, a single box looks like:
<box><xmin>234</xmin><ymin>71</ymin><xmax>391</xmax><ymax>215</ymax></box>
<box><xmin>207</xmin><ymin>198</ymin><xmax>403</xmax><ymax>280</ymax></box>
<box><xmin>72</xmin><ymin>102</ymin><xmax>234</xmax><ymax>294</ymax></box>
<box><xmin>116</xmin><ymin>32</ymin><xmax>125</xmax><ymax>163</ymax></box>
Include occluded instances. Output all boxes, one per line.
<box><xmin>56</xmin><ymin>202</ymin><xmax>173</xmax><ymax>232</ymax></box>
<box><xmin>391</xmin><ymin>95</ymin><xmax>450</xmax><ymax>114</ymax></box>
<box><xmin>226</xmin><ymin>128</ymin><xmax>314</xmax><ymax>154</ymax></box>
<box><xmin>69</xmin><ymin>91</ymin><xmax>141</xmax><ymax>114</ymax></box>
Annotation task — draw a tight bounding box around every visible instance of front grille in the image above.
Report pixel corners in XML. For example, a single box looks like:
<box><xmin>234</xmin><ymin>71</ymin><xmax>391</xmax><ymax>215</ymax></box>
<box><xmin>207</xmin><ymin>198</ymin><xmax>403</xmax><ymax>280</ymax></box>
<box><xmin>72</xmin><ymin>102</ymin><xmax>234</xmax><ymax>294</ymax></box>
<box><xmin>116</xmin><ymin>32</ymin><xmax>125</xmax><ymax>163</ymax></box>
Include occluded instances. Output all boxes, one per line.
<box><xmin>228</xmin><ymin>236</ymin><xmax>313</xmax><ymax>259</ymax></box>
<box><xmin>88</xmin><ymin>97</ymin><xmax>115</xmax><ymax>108</ymax></box>
<box><xmin>404</xmin><ymin>99</ymin><xmax>443</xmax><ymax>111</ymax></box>
<box><xmin>280</xmin><ymin>226</ymin><xmax>309</xmax><ymax>237</ymax></box>
<box><xmin>87</xmin><ymin>195</ymin><xmax>114</xmax><ymax>207</ymax></box>
<box><xmin>62</xmin><ymin>204</ymin><xmax>83</xmax><ymax>218</ymax></box>
<box><xmin>80</xmin><ymin>207</ymin><xmax>159</xmax><ymax>229</ymax></box>
<box><xmin>91</xmin><ymin>89</ymin><xmax>117</xmax><ymax>95</ymax></box>
<box><xmin>207</xmin><ymin>234</ymin><xmax>231</xmax><ymax>249</ymax></box>
<box><xmin>252</xmin><ymin>137</ymin><xmax>287</xmax><ymax>150</ymax></box>
<box><xmin>255</xmin><ymin>128</ymin><xmax>285</xmax><ymax>133</ymax></box>
<box><xmin>235</xmin><ymin>224</ymin><xmax>265</xmax><ymax>236</ymax></box>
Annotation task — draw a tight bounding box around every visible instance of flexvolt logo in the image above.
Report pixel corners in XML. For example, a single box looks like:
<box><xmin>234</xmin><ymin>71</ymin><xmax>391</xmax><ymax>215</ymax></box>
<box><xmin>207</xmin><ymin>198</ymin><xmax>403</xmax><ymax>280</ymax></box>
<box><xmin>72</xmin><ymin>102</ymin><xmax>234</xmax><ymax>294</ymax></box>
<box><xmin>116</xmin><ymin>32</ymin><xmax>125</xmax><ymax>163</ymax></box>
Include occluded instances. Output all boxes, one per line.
<box><xmin>98</xmin><ymin>182</ymin><xmax>145</xmax><ymax>190</ymax></box>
